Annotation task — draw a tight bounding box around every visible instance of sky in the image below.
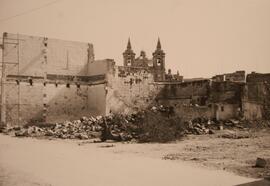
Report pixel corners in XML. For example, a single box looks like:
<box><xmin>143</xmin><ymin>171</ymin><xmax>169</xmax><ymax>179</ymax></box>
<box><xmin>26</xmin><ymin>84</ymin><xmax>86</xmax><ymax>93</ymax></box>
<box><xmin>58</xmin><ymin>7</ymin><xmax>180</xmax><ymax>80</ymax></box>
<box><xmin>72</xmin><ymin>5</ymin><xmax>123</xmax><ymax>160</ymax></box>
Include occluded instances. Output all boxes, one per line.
<box><xmin>0</xmin><ymin>0</ymin><xmax>270</xmax><ymax>78</ymax></box>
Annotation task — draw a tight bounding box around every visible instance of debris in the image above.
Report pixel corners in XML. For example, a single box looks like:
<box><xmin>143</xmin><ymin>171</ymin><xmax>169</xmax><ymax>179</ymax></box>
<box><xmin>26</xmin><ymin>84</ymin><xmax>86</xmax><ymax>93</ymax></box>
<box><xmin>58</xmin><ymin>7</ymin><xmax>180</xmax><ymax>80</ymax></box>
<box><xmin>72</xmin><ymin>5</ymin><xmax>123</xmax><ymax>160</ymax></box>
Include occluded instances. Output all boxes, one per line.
<box><xmin>219</xmin><ymin>130</ymin><xmax>250</xmax><ymax>139</ymax></box>
<box><xmin>2</xmin><ymin>104</ymin><xmax>269</xmax><ymax>142</ymax></box>
<box><xmin>99</xmin><ymin>144</ymin><xmax>115</xmax><ymax>148</ymax></box>
<box><xmin>15</xmin><ymin>129</ymin><xmax>29</xmax><ymax>137</ymax></box>
<box><xmin>255</xmin><ymin>158</ymin><xmax>267</xmax><ymax>168</ymax></box>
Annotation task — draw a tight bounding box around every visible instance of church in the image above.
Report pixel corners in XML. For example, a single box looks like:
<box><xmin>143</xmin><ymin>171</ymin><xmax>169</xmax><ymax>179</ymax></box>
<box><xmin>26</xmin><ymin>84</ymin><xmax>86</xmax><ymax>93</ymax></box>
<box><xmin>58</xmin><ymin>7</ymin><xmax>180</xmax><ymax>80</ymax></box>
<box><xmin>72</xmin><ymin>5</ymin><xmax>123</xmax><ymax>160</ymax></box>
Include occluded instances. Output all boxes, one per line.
<box><xmin>122</xmin><ymin>38</ymin><xmax>182</xmax><ymax>82</ymax></box>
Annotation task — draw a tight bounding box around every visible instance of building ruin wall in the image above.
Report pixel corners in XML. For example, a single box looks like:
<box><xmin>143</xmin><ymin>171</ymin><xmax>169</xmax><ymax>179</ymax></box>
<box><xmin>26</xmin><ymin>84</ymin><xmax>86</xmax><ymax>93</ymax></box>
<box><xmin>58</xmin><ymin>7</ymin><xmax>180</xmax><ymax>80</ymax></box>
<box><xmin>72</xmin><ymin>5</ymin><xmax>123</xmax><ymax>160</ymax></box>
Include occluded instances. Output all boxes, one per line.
<box><xmin>1</xmin><ymin>33</ymin><xmax>106</xmax><ymax>126</ymax></box>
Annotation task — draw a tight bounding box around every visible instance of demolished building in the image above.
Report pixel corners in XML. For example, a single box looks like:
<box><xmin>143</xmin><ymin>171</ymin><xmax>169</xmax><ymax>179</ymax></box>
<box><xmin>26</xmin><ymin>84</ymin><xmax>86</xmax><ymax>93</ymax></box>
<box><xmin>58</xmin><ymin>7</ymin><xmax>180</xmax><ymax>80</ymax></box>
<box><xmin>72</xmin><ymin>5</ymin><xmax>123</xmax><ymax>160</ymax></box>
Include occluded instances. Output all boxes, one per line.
<box><xmin>242</xmin><ymin>72</ymin><xmax>270</xmax><ymax>120</ymax></box>
<box><xmin>0</xmin><ymin>33</ymin><xmax>269</xmax><ymax>126</ymax></box>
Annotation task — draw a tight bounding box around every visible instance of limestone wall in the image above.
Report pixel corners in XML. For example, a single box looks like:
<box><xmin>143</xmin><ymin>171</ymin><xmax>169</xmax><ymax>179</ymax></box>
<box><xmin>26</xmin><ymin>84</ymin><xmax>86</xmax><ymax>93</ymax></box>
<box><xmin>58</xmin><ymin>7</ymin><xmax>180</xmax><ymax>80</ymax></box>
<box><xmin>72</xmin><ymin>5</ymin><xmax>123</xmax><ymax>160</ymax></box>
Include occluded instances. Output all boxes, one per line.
<box><xmin>1</xmin><ymin>33</ymin><xmax>106</xmax><ymax>126</ymax></box>
<box><xmin>106</xmin><ymin>66</ymin><xmax>161</xmax><ymax>114</ymax></box>
<box><xmin>4</xmin><ymin>80</ymin><xmax>106</xmax><ymax>126</ymax></box>
<box><xmin>106</xmin><ymin>66</ymin><xmax>212</xmax><ymax>120</ymax></box>
<box><xmin>3</xmin><ymin>33</ymin><xmax>94</xmax><ymax>77</ymax></box>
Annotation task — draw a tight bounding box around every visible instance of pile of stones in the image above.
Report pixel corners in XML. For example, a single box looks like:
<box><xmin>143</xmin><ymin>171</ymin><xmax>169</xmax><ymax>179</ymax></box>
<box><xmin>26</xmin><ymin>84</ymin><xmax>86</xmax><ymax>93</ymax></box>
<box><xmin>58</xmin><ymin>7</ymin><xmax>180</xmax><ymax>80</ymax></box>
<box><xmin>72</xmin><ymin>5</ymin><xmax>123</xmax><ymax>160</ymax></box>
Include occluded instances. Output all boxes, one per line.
<box><xmin>1</xmin><ymin>105</ymin><xmax>268</xmax><ymax>141</ymax></box>
<box><xmin>1</xmin><ymin>116</ymin><xmax>104</xmax><ymax>139</ymax></box>
<box><xmin>0</xmin><ymin>114</ymin><xmax>144</xmax><ymax>141</ymax></box>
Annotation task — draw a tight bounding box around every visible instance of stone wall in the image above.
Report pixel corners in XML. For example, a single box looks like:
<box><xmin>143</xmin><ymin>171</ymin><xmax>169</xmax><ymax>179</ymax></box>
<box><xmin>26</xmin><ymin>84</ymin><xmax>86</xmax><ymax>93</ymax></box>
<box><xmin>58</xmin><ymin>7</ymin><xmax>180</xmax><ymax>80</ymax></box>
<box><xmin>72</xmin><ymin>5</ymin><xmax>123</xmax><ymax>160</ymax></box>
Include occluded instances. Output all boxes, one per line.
<box><xmin>246</xmin><ymin>72</ymin><xmax>270</xmax><ymax>83</ymax></box>
<box><xmin>3</xmin><ymin>33</ymin><xmax>268</xmax><ymax>125</ymax></box>
<box><xmin>157</xmin><ymin>98</ymin><xmax>212</xmax><ymax>121</ymax></box>
<box><xmin>209</xmin><ymin>81</ymin><xmax>244</xmax><ymax>120</ymax></box>
<box><xmin>5</xmin><ymin>81</ymin><xmax>44</xmax><ymax>125</ymax></box>
<box><xmin>243</xmin><ymin>102</ymin><xmax>263</xmax><ymax>120</ymax></box>
<box><xmin>106</xmin><ymin>67</ymin><xmax>212</xmax><ymax>120</ymax></box>
<box><xmin>87</xmin><ymin>59</ymin><xmax>115</xmax><ymax>76</ymax></box>
<box><xmin>156</xmin><ymin>80</ymin><xmax>210</xmax><ymax>105</ymax></box>
<box><xmin>212</xmin><ymin>71</ymin><xmax>245</xmax><ymax>82</ymax></box>
<box><xmin>243</xmin><ymin>81</ymin><xmax>270</xmax><ymax>120</ymax></box>
<box><xmin>3</xmin><ymin>33</ymin><xmax>94</xmax><ymax>76</ymax></box>
<box><xmin>106</xmin><ymin>66</ymin><xmax>161</xmax><ymax>114</ymax></box>
<box><xmin>1</xmin><ymin>33</ymin><xmax>107</xmax><ymax>126</ymax></box>
<box><xmin>3</xmin><ymin>79</ymin><xmax>106</xmax><ymax>126</ymax></box>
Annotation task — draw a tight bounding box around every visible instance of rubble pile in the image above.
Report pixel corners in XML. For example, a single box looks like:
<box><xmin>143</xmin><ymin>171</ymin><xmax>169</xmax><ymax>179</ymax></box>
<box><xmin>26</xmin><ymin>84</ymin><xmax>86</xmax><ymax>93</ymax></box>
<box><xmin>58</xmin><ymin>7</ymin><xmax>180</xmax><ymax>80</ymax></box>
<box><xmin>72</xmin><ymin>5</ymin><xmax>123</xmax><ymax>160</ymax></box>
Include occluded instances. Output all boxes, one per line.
<box><xmin>185</xmin><ymin>118</ymin><xmax>214</xmax><ymax>135</ymax></box>
<box><xmin>3</xmin><ymin>116</ymin><xmax>104</xmax><ymax>140</ymax></box>
<box><xmin>1</xmin><ymin>113</ymin><xmax>145</xmax><ymax>141</ymax></box>
<box><xmin>99</xmin><ymin>113</ymin><xmax>144</xmax><ymax>142</ymax></box>
<box><xmin>184</xmin><ymin>117</ymin><xmax>270</xmax><ymax>135</ymax></box>
<box><xmin>0</xmin><ymin>107</ymin><xmax>183</xmax><ymax>142</ymax></box>
<box><xmin>1</xmin><ymin>105</ymin><xmax>270</xmax><ymax>142</ymax></box>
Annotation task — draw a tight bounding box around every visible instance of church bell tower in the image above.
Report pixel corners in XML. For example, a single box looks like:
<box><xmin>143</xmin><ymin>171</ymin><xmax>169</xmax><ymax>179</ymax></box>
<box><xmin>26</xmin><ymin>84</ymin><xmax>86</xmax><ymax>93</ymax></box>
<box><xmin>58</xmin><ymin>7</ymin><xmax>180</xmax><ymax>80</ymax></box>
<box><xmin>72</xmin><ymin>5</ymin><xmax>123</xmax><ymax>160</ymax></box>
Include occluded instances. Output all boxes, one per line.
<box><xmin>123</xmin><ymin>38</ymin><xmax>135</xmax><ymax>67</ymax></box>
<box><xmin>152</xmin><ymin>38</ymin><xmax>165</xmax><ymax>81</ymax></box>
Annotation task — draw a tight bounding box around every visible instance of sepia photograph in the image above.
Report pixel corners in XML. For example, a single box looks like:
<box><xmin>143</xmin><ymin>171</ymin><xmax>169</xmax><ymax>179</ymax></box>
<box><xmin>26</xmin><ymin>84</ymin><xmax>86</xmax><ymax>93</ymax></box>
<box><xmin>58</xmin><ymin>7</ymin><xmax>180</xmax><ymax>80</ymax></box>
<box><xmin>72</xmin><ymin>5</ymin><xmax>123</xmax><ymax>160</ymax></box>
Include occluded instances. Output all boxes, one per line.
<box><xmin>0</xmin><ymin>0</ymin><xmax>270</xmax><ymax>185</ymax></box>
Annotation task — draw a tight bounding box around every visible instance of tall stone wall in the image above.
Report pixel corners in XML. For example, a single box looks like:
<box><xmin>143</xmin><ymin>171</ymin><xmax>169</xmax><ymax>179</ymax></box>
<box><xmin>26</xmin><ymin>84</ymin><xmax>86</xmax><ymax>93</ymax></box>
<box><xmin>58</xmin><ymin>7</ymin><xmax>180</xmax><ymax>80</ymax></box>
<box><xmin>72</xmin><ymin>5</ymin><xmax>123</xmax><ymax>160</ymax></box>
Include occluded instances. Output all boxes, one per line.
<box><xmin>5</xmin><ymin>81</ymin><xmax>44</xmax><ymax>125</ymax></box>
<box><xmin>243</xmin><ymin>81</ymin><xmax>270</xmax><ymax>120</ymax></box>
<box><xmin>242</xmin><ymin>73</ymin><xmax>270</xmax><ymax>120</ymax></box>
<box><xmin>1</xmin><ymin>33</ymin><xmax>107</xmax><ymax>126</ymax></box>
<box><xmin>3</xmin><ymin>80</ymin><xmax>106</xmax><ymax>126</ymax></box>
<box><xmin>3</xmin><ymin>33</ymin><xmax>94</xmax><ymax>77</ymax></box>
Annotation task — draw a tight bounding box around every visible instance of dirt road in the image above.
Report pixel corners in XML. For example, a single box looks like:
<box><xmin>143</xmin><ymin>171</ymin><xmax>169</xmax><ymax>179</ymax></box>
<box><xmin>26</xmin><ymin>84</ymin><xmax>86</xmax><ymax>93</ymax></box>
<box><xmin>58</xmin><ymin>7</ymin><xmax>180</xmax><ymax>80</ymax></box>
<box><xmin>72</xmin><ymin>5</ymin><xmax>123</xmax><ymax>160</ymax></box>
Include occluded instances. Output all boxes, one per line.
<box><xmin>0</xmin><ymin>134</ymin><xmax>255</xmax><ymax>186</ymax></box>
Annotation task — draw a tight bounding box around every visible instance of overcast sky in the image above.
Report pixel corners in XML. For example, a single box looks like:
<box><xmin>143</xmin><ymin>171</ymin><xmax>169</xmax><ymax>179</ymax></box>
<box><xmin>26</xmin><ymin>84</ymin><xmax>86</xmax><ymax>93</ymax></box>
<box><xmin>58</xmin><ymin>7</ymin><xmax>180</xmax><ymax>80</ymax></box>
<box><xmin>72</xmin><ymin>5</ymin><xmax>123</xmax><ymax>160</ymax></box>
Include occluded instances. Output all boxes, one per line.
<box><xmin>0</xmin><ymin>0</ymin><xmax>270</xmax><ymax>78</ymax></box>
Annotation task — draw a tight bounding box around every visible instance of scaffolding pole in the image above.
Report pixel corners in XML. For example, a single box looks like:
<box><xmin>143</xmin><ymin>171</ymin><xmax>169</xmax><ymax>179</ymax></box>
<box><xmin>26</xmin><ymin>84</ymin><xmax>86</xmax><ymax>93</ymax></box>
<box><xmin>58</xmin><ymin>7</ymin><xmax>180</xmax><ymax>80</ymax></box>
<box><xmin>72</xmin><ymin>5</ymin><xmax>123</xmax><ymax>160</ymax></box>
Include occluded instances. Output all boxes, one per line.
<box><xmin>1</xmin><ymin>34</ymin><xmax>20</xmax><ymax>126</ymax></box>
<box><xmin>17</xmin><ymin>33</ymin><xmax>21</xmax><ymax>123</ymax></box>
<box><xmin>1</xmin><ymin>35</ymin><xmax>6</xmax><ymax>125</ymax></box>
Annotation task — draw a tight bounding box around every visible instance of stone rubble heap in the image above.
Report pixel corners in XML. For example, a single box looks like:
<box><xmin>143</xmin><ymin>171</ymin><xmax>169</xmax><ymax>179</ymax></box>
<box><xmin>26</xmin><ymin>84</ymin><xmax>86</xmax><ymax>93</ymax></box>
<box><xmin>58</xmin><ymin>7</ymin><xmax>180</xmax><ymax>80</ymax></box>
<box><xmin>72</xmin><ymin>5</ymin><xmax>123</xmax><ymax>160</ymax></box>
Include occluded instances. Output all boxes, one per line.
<box><xmin>0</xmin><ymin>113</ymin><xmax>144</xmax><ymax>141</ymax></box>
<box><xmin>12</xmin><ymin>116</ymin><xmax>104</xmax><ymax>140</ymax></box>
<box><xmin>1</xmin><ymin>105</ymin><xmax>270</xmax><ymax>142</ymax></box>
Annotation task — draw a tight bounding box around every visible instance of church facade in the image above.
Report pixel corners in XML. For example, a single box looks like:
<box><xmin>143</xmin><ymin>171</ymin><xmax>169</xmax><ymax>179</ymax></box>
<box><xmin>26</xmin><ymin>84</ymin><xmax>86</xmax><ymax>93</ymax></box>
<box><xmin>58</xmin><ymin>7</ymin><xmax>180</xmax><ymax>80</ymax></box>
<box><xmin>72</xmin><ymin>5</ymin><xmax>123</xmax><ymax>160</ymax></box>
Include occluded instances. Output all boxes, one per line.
<box><xmin>122</xmin><ymin>38</ymin><xmax>182</xmax><ymax>82</ymax></box>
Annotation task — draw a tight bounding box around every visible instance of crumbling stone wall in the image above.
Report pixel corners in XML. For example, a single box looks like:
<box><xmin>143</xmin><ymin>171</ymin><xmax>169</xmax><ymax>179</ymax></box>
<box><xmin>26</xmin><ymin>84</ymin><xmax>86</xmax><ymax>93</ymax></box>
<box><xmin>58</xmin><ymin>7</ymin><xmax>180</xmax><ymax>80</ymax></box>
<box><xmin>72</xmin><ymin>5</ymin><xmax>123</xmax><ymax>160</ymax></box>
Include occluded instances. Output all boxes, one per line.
<box><xmin>106</xmin><ymin>68</ymin><xmax>212</xmax><ymax>120</ymax></box>
<box><xmin>156</xmin><ymin>98</ymin><xmax>212</xmax><ymax>121</ymax></box>
<box><xmin>209</xmin><ymin>81</ymin><xmax>244</xmax><ymax>120</ymax></box>
<box><xmin>242</xmin><ymin>102</ymin><xmax>263</xmax><ymax>120</ymax></box>
<box><xmin>210</xmin><ymin>81</ymin><xmax>243</xmax><ymax>104</ymax></box>
<box><xmin>242</xmin><ymin>73</ymin><xmax>270</xmax><ymax>120</ymax></box>
<box><xmin>156</xmin><ymin>80</ymin><xmax>210</xmax><ymax>105</ymax></box>
<box><xmin>243</xmin><ymin>81</ymin><xmax>270</xmax><ymax>120</ymax></box>
<box><xmin>212</xmin><ymin>71</ymin><xmax>245</xmax><ymax>82</ymax></box>
<box><xmin>246</xmin><ymin>72</ymin><xmax>270</xmax><ymax>83</ymax></box>
<box><xmin>106</xmin><ymin>66</ymin><xmax>161</xmax><ymax>114</ymax></box>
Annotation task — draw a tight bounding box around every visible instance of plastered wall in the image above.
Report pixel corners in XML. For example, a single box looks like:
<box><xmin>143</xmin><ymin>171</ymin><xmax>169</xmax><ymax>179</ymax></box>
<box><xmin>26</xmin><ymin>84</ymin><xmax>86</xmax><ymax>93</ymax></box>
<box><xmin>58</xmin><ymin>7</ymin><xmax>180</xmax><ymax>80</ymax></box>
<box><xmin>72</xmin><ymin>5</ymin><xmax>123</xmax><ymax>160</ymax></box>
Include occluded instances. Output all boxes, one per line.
<box><xmin>3</xmin><ymin>33</ymin><xmax>94</xmax><ymax>77</ymax></box>
<box><xmin>4</xmin><ymin>81</ymin><xmax>106</xmax><ymax>125</ymax></box>
<box><xmin>1</xmin><ymin>33</ymin><xmax>106</xmax><ymax>126</ymax></box>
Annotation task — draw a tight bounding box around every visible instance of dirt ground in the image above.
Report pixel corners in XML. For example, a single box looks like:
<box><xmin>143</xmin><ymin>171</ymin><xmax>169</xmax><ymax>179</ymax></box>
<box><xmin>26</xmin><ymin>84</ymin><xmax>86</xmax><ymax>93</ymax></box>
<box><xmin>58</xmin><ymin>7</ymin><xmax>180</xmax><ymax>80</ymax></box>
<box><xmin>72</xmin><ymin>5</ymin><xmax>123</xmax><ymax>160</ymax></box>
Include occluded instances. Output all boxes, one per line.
<box><xmin>0</xmin><ymin>133</ymin><xmax>260</xmax><ymax>186</ymax></box>
<box><xmin>101</xmin><ymin>129</ymin><xmax>270</xmax><ymax>179</ymax></box>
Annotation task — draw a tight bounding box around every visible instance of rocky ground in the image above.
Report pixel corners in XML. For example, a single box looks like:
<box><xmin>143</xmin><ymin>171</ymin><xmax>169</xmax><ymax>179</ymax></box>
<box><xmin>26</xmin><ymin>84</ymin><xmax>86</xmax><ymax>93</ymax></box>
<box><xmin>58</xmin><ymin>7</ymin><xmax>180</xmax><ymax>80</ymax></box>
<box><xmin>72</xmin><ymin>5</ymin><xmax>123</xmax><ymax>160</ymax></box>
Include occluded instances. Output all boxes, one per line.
<box><xmin>99</xmin><ymin>128</ymin><xmax>270</xmax><ymax>179</ymax></box>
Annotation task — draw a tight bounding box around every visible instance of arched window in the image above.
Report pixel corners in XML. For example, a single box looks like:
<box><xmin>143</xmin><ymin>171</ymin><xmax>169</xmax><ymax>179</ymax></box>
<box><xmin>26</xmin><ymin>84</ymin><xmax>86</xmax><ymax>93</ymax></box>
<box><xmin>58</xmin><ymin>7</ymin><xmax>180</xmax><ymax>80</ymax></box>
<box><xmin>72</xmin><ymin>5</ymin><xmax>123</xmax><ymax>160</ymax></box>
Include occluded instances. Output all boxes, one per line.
<box><xmin>127</xmin><ymin>59</ymin><xmax>131</xmax><ymax>66</ymax></box>
<box><xmin>157</xmin><ymin>59</ymin><xmax>161</xmax><ymax>66</ymax></box>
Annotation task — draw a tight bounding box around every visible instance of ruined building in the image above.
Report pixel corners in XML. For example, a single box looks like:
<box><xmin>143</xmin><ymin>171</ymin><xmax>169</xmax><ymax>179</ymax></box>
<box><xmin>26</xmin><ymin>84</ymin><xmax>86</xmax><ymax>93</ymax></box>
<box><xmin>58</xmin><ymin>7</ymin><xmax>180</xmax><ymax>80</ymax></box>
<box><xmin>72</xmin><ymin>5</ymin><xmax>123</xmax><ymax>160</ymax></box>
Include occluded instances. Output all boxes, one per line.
<box><xmin>212</xmin><ymin>71</ymin><xmax>246</xmax><ymax>82</ymax></box>
<box><xmin>0</xmin><ymin>33</ymin><xmax>269</xmax><ymax>126</ymax></box>
<box><xmin>242</xmin><ymin>72</ymin><xmax>270</xmax><ymax>120</ymax></box>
